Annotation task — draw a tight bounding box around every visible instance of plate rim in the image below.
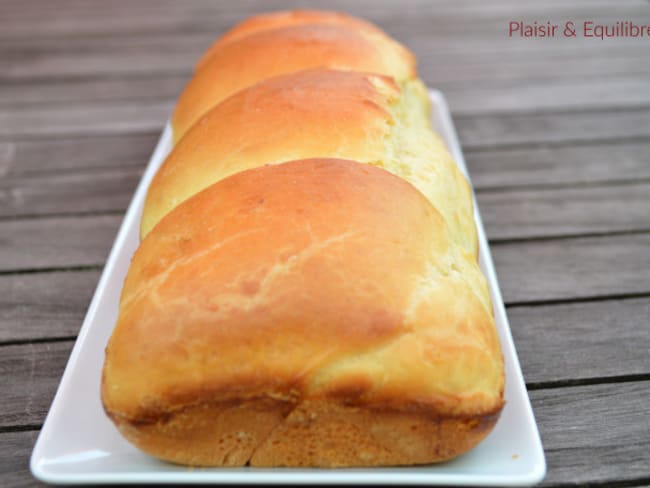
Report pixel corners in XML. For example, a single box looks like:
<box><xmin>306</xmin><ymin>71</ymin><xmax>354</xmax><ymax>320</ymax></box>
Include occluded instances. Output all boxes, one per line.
<box><xmin>30</xmin><ymin>89</ymin><xmax>546</xmax><ymax>486</ymax></box>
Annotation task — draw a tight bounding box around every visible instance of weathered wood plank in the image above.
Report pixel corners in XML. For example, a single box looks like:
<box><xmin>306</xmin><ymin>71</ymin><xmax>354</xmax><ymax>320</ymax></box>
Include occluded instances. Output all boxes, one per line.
<box><xmin>1</xmin><ymin>0</ymin><xmax>649</xmax><ymax>105</ymax></box>
<box><xmin>457</xmin><ymin>107</ymin><xmax>650</xmax><ymax>149</ymax></box>
<box><xmin>478</xmin><ymin>182</ymin><xmax>650</xmax><ymax>240</ymax></box>
<box><xmin>510</xmin><ymin>297</ymin><xmax>650</xmax><ymax>384</ymax></box>
<box><xmin>440</xmin><ymin>75</ymin><xmax>650</xmax><ymax>115</ymax></box>
<box><xmin>466</xmin><ymin>140</ymin><xmax>650</xmax><ymax>189</ymax></box>
<box><xmin>0</xmin><ymin>215</ymin><xmax>120</xmax><ymax>272</ymax></box>
<box><xmin>2</xmin><ymin>216</ymin><xmax>649</xmax><ymax>303</ymax></box>
<box><xmin>1</xmin><ymin>0</ymin><xmax>646</xmax><ymax>40</ymax></box>
<box><xmin>416</xmin><ymin>47</ymin><xmax>650</xmax><ymax>87</ymax></box>
<box><xmin>3</xmin><ymin>134</ymin><xmax>647</xmax><ymax>188</ymax></box>
<box><xmin>1</xmin><ymin>0</ymin><xmax>648</xmax><ymax>127</ymax></box>
<box><xmin>0</xmin><ymin>342</ymin><xmax>73</xmax><ymax>428</ymax></box>
<box><xmin>1</xmin><ymin>129</ymin><xmax>646</xmax><ymax>190</ymax></box>
<box><xmin>0</xmin><ymin>430</ymin><xmax>39</xmax><ymax>488</ymax></box>
<box><xmin>2</xmin><ymin>0</ymin><xmax>649</xmax><ymax>88</ymax></box>
<box><xmin>2</xmin><ymin>32</ymin><xmax>648</xmax><ymax>84</ymax></box>
<box><xmin>493</xmin><ymin>233</ymin><xmax>650</xmax><ymax>304</ymax></box>
<box><xmin>0</xmin><ymin>133</ymin><xmax>157</xmax><ymax>177</ymax></box>
<box><xmin>3</xmin><ymin>100</ymin><xmax>648</xmax><ymax>146</ymax></box>
<box><xmin>3</xmin><ymin>71</ymin><xmax>649</xmax><ymax>119</ymax></box>
<box><xmin>0</xmin><ymin>167</ymin><xmax>141</xmax><ymax>217</ymax></box>
<box><xmin>0</xmin><ymin>270</ymin><xmax>100</xmax><ymax>342</ymax></box>
<box><xmin>2</xmin><ymin>168</ymin><xmax>649</xmax><ymax>241</ymax></box>
<box><xmin>0</xmin><ymin>0</ymin><xmax>648</xmax><ymax>42</ymax></box>
<box><xmin>0</xmin><ymin>0</ymin><xmax>238</xmax><ymax>40</ymax></box>
<box><xmin>532</xmin><ymin>382</ymin><xmax>650</xmax><ymax>486</ymax></box>
<box><xmin>0</xmin><ymin>34</ymin><xmax>203</xmax><ymax>80</ymax></box>
<box><xmin>0</xmin><ymin>75</ymin><xmax>185</xmax><ymax>107</ymax></box>
<box><xmin>0</xmin><ymin>101</ymin><xmax>171</xmax><ymax>138</ymax></box>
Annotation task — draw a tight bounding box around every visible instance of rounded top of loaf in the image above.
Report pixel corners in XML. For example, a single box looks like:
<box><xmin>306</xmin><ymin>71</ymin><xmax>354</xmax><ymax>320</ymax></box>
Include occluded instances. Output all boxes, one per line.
<box><xmin>197</xmin><ymin>10</ymin><xmax>388</xmax><ymax>69</ymax></box>
<box><xmin>143</xmin><ymin>69</ymin><xmax>400</xmax><ymax>237</ymax></box>
<box><xmin>172</xmin><ymin>23</ymin><xmax>416</xmax><ymax>141</ymax></box>
<box><xmin>143</xmin><ymin>69</ymin><xmax>477</xmax><ymax>256</ymax></box>
<box><xmin>104</xmin><ymin>158</ymin><xmax>504</xmax><ymax>425</ymax></box>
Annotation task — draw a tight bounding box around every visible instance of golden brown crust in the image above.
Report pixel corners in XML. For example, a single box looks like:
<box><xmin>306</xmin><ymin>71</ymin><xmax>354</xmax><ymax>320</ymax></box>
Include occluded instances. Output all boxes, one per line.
<box><xmin>144</xmin><ymin>69</ymin><xmax>397</xmax><ymax>237</ymax></box>
<box><xmin>107</xmin><ymin>397</ymin><xmax>501</xmax><ymax>467</ymax></box>
<box><xmin>102</xmin><ymin>159</ymin><xmax>504</xmax><ymax>467</ymax></box>
<box><xmin>143</xmin><ymin>69</ymin><xmax>477</xmax><ymax>256</ymax></box>
<box><xmin>172</xmin><ymin>24</ymin><xmax>416</xmax><ymax>141</ymax></box>
<box><xmin>250</xmin><ymin>401</ymin><xmax>502</xmax><ymax>467</ymax></box>
<box><xmin>105</xmin><ymin>397</ymin><xmax>293</xmax><ymax>467</ymax></box>
<box><xmin>197</xmin><ymin>10</ymin><xmax>388</xmax><ymax>69</ymax></box>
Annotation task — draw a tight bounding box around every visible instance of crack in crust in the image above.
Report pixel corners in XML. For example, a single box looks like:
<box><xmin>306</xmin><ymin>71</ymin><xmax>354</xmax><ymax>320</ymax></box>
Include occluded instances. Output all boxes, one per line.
<box><xmin>121</xmin><ymin>228</ymin><xmax>265</xmax><ymax>313</ymax></box>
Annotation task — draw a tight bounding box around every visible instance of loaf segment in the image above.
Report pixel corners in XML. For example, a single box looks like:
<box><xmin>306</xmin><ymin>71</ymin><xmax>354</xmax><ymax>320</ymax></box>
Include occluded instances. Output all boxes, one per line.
<box><xmin>103</xmin><ymin>10</ymin><xmax>505</xmax><ymax>468</ymax></box>
<box><xmin>144</xmin><ymin>70</ymin><xmax>477</xmax><ymax>255</ymax></box>
<box><xmin>172</xmin><ymin>23</ymin><xmax>416</xmax><ymax>141</ymax></box>
<box><xmin>197</xmin><ymin>10</ymin><xmax>389</xmax><ymax>69</ymax></box>
<box><xmin>102</xmin><ymin>159</ymin><xmax>504</xmax><ymax>467</ymax></box>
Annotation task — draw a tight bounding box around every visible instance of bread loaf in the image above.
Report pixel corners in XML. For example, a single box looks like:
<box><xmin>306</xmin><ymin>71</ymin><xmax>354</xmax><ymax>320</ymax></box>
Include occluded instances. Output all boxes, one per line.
<box><xmin>143</xmin><ymin>69</ymin><xmax>477</xmax><ymax>255</ymax></box>
<box><xmin>103</xmin><ymin>159</ymin><xmax>503</xmax><ymax>467</ymax></box>
<box><xmin>101</xmin><ymin>10</ymin><xmax>505</xmax><ymax>468</ymax></box>
<box><xmin>172</xmin><ymin>17</ymin><xmax>415</xmax><ymax>141</ymax></box>
<box><xmin>196</xmin><ymin>10</ymin><xmax>388</xmax><ymax>69</ymax></box>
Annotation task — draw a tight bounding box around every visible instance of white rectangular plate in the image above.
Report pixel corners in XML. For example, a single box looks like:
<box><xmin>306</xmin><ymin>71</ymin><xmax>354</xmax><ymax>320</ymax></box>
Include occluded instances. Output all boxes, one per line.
<box><xmin>31</xmin><ymin>90</ymin><xmax>546</xmax><ymax>485</ymax></box>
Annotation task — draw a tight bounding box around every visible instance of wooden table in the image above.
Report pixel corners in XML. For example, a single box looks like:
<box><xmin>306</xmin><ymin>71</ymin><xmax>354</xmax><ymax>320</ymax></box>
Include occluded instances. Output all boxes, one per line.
<box><xmin>2</xmin><ymin>1</ymin><xmax>649</xmax><ymax>486</ymax></box>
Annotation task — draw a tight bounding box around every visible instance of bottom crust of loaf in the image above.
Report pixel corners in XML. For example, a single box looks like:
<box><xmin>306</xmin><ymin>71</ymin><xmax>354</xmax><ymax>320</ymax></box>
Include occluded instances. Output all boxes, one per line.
<box><xmin>106</xmin><ymin>398</ymin><xmax>501</xmax><ymax>467</ymax></box>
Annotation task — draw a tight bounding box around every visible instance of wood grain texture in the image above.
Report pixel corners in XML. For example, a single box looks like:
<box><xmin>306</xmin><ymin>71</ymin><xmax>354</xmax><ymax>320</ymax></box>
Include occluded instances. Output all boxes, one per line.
<box><xmin>457</xmin><ymin>107</ymin><xmax>650</xmax><ymax>149</ymax></box>
<box><xmin>0</xmin><ymin>133</ymin><xmax>157</xmax><ymax>177</ymax></box>
<box><xmin>0</xmin><ymin>431</ymin><xmax>39</xmax><ymax>488</ymax></box>
<box><xmin>0</xmin><ymin>0</ymin><xmax>649</xmax><ymax>116</ymax></box>
<box><xmin>0</xmin><ymin>75</ymin><xmax>185</xmax><ymax>107</ymax></box>
<box><xmin>0</xmin><ymin>342</ymin><xmax>73</xmax><ymax>428</ymax></box>
<box><xmin>5</xmin><ymin>72</ymin><xmax>650</xmax><ymax>117</ymax></box>
<box><xmin>0</xmin><ymin>101</ymin><xmax>171</xmax><ymax>138</ymax></box>
<box><xmin>4</xmin><ymin>102</ymin><xmax>649</xmax><ymax>146</ymax></box>
<box><xmin>2</xmin><ymin>4</ymin><xmax>649</xmax><ymax>86</ymax></box>
<box><xmin>417</xmin><ymin>45</ymin><xmax>650</xmax><ymax>87</ymax></box>
<box><xmin>509</xmin><ymin>297</ymin><xmax>650</xmax><ymax>384</ymax></box>
<box><xmin>1</xmin><ymin>69</ymin><xmax>648</xmax><ymax>132</ymax></box>
<box><xmin>0</xmin><ymin>34</ymin><xmax>201</xmax><ymax>80</ymax></box>
<box><xmin>440</xmin><ymin>75</ymin><xmax>650</xmax><ymax>114</ymax></box>
<box><xmin>2</xmin><ymin>215</ymin><xmax>649</xmax><ymax>303</ymax></box>
<box><xmin>2</xmin><ymin>0</ymin><xmax>647</xmax><ymax>40</ymax></box>
<box><xmin>2</xmin><ymin>163</ymin><xmax>649</xmax><ymax>243</ymax></box>
<box><xmin>493</xmin><ymin>233</ymin><xmax>650</xmax><ymax>304</ymax></box>
<box><xmin>0</xmin><ymin>270</ymin><xmax>100</xmax><ymax>342</ymax></box>
<box><xmin>532</xmin><ymin>382</ymin><xmax>650</xmax><ymax>486</ymax></box>
<box><xmin>1</xmin><ymin>37</ymin><xmax>648</xmax><ymax>85</ymax></box>
<box><xmin>0</xmin><ymin>215</ymin><xmax>120</xmax><ymax>272</ymax></box>
<box><xmin>2</xmin><ymin>133</ymin><xmax>647</xmax><ymax>185</ymax></box>
<box><xmin>478</xmin><ymin>182</ymin><xmax>650</xmax><ymax>240</ymax></box>
<box><xmin>0</xmin><ymin>167</ymin><xmax>141</xmax><ymax>217</ymax></box>
<box><xmin>466</xmin><ymin>140</ymin><xmax>650</xmax><ymax>189</ymax></box>
<box><xmin>2</xmin><ymin>171</ymin><xmax>650</xmax><ymax>241</ymax></box>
